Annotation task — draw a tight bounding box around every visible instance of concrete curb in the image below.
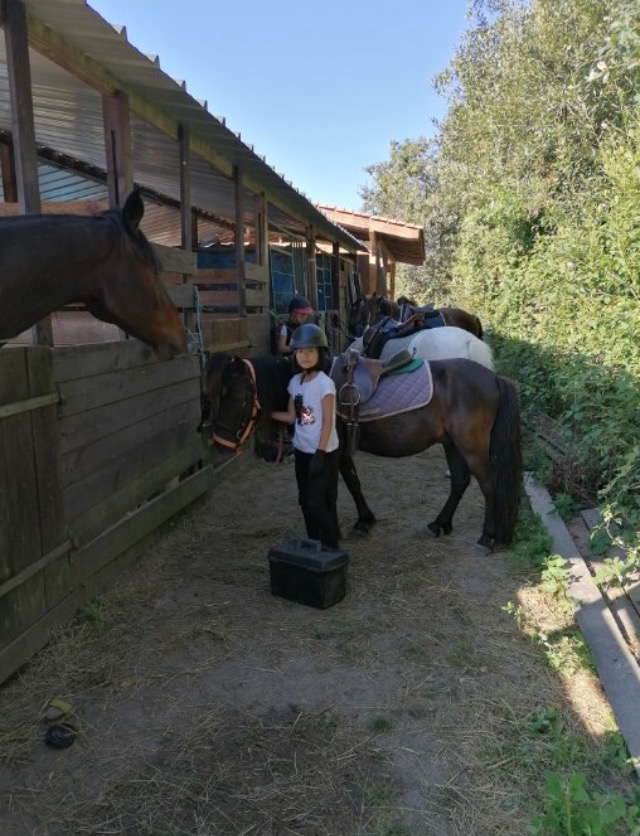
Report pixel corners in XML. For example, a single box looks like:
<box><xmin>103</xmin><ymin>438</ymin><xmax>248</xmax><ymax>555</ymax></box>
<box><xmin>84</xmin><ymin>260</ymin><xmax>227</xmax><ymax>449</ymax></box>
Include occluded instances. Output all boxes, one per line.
<box><xmin>523</xmin><ymin>472</ymin><xmax>640</xmax><ymax>777</ymax></box>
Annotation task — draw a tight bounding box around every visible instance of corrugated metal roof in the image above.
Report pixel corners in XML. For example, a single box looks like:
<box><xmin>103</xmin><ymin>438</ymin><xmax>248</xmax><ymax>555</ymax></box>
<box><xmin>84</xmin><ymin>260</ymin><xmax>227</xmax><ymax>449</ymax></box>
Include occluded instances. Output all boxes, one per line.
<box><xmin>0</xmin><ymin>0</ymin><xmax>364</xmax><ymax>252</ymax></box>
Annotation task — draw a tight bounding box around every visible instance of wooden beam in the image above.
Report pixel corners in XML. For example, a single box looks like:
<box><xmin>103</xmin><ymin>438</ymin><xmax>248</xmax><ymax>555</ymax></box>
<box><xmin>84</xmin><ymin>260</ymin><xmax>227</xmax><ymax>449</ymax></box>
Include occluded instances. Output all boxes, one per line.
<box><xmin>306</xmin><ymin>225</ymin><xmax>317</xmax><ymax>310</ymax></box>
<box><xmin>234</xmin><ymin>166</ymin><xmax>246</xmax><ymax>314</ymax></box>
<box><xmin>102</xmin><ymin>90</ymin><xmax>133</xmax><ymax>207</ymax></box>
<box><xmin>24</xmin><ymin>12</ymin><xmax>234</xmax><ymax>180</ymax></box>
<box><xmin>20</xmin><ymin>10</ymin><xmax>357</xmax><ymax>241</ymax></box>
<box><xmin>255</xmin><ymin>192</ymin><xmax>268</xmax><ymax>268</ymax></box>
<box><xmin>0</xmin><ymin>199</ymin><xmax>109</xmax><ymax>216</ymax></box>
<box><xmin>152</xmin><ymin>243</ymin><xmax>197</xmax><ymax>275</ymax></box>
<box><xmin>331</xmin><ymin>241</ymin><xmax>340</xmax><ymax>314</ymax></box>
<box><xmin>0</xmin><ymin>139</ymin><xmax>18</xmax><ymax>202</ymax></box>
<box><xmin>178</xmin><ymin>122</ymin><xmax>193</xmax><ymax>328</ymax></box>
<box><xmin>4</xmin><ymin>0</ymin><xmax>52</xmax><ymax>346</ymax></box>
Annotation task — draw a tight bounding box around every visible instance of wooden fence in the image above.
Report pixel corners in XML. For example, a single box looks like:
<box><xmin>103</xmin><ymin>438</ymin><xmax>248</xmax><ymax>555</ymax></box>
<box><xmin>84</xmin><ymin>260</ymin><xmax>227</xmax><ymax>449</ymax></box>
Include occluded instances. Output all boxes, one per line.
<box><xmin>0</xmin><ymin>341</ymin><xmax>215</xmax><ymax>684</ymax></box>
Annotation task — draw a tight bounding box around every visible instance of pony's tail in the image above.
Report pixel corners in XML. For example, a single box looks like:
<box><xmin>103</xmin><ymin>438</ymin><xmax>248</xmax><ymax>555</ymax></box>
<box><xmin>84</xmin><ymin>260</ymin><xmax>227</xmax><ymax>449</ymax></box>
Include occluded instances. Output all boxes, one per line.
<box><xmin>489</xmin><ymin>376</ymin><xmax>522</xmax><ymax>545</ymax></box>
<box><xmin>475</xmin><ymin>316</ymin><xmax>484</xmax><ymax>340</ymax></box>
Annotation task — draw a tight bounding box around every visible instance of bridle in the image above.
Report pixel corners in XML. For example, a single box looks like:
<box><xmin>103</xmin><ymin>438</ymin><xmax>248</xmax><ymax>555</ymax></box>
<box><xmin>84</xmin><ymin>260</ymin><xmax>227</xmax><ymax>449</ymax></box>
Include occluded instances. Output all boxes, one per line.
<box><xmin>212</xmin><ymin>359</ymin><xmax>261</xmax><ymax>453</ymax></box>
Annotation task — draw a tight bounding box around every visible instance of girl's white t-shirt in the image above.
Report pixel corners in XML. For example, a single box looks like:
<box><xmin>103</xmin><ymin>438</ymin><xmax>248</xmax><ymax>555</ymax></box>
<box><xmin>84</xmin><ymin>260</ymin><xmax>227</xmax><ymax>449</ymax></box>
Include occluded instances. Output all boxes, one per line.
<box><xmin>287</xmin><ymin>371</ymin><xmax>339</xmax><ymax>454</ymax></box>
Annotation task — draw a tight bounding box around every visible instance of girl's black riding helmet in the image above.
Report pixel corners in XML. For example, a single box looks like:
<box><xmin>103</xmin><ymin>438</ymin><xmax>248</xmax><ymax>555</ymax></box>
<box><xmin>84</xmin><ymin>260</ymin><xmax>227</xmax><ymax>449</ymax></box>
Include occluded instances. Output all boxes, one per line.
<box><xmin>289</xmin><ymin>323</ymin><xmax>328</xmax><ymax>349</ymax></box>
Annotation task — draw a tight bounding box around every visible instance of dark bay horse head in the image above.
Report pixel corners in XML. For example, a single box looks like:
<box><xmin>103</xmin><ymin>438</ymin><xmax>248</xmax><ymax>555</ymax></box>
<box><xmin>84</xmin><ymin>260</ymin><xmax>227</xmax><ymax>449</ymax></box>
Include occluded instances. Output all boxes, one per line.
<box><xmin>203</xmin><ymin>352</ymin><xmax>293</xmax><ymax>454</ymax></box>
<box><xmin>0</xmin><ymin>189</ymin><xmax>186</xmax><ymax>359</ymax></box>
<box><xmin>82</xmin><ymin>190</ymin><xmax>186</xmax><ymax>359</ymax></box>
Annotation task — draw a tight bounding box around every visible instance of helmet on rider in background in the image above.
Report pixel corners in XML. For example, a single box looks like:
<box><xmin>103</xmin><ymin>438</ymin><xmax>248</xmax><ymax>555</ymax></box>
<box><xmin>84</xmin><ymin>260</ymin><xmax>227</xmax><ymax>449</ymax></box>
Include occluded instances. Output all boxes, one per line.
<box><xmin>288</xmin><ymin>296</ymin><xmax>313</xmax><ymax>316</ymax></box>
<box><xmin>289</xmin><ymin>323</ymin><xmax>328</xmax><ymax>350</ymax></box>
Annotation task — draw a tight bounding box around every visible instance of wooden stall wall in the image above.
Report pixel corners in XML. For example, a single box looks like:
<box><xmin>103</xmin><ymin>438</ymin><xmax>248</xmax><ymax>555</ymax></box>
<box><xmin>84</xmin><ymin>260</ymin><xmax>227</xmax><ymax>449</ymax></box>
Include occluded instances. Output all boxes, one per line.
<box><xmin>0</xmin><ymin>342</ymin><xmax>211</xmax><ymax>684</ymax></box>
<box><xmin>0</xmin><ymin>347</ymin><xmax>69</xmax><ymax>682</ymax></box>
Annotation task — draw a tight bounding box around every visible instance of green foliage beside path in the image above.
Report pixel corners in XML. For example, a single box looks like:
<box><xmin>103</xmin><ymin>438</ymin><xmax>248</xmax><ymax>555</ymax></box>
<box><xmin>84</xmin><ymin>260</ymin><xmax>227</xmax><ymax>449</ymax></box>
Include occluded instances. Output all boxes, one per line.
<box><xmin>361</xmin><ymin>0</ymin><xmax>640</xmax><ymax>555</ymax></box>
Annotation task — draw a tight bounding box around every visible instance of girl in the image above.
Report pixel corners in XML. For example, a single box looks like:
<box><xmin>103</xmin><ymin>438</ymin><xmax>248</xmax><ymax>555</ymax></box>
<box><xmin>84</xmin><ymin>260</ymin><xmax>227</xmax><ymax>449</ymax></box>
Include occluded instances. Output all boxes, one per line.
<box><xmin>272</xmin><ymin>323</ymin><xmax>341</xmax><ymax>549</ymax></box>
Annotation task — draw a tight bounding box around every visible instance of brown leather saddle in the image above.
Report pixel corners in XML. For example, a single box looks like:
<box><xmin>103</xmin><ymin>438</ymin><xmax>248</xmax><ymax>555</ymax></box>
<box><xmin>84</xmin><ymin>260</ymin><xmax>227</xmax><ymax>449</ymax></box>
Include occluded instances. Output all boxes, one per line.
<box><xmin>331</xmin><ymin>348</ymin><xmax>414</xmax><ymax>410</ymax></box>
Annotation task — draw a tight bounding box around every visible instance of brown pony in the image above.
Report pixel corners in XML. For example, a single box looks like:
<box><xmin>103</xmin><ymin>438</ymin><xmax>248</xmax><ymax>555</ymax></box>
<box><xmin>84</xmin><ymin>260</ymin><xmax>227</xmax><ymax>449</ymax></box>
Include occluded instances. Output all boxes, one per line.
<box><xmin>203</xmin><ymin>352</ymin><xmax>522</xmax><ymax>554</ymax></box>
<box><xmin>349</xmin><ymin>293</ymin><xmax>483</xmax><ymax>340</ymax></box>
<box><xmin>0</xmin><ymin>190</ymin><xmax>186</xmax><ymax>359</ymax></box>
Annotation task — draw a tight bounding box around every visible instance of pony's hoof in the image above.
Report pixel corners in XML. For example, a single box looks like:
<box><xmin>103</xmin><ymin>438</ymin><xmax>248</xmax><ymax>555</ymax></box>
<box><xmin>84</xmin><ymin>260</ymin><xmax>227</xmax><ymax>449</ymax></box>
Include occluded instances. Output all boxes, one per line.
<box><xmin>426</xmin><ymin>522</ymin><xmax>440</xmax><ymax>538</ymax></box>
<box><xmin>348</xmin><ymin>525</ymin><xmax>370</xmax><ymax>539</ymax></box>
<box><xmin>473</xmin><ymin>541</ymin><xmax>492</xmax><ymax>557</ymax></box>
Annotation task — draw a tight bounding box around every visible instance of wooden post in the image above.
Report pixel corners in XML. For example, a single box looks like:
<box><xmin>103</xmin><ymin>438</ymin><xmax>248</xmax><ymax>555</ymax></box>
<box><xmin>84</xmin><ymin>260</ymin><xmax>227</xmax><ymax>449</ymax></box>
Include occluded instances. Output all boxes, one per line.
<box><xmin>178</xmin><ymin>122</ymin><xmax>193</xmax><ymax>330</ymax></box>
<box><xmin>0</xmin><ymin>138</ymin><xmax>18</xmax><ymax>202</ymax></box>
<box><xmin>3</xmin><ymin>0</ymin><xmax>53</xmax><ymax>346</ymax></box>
<box><xmin>234</xmin><ymin>165</ymin><xmax>246</xmax><ymax>314</ymax></box>
<box><xmin>306</xmin><ymin>225</ymin><xmax>317</xmax><ymax>310</ymax></box>
<box><xmin>255</xmin><ymin>192</ymin><xmax>268</xmax><ymax>268</ymax></box>
<box><xmin>331</xmin><ymin>241</ymin><xmax>340</xmax><ymax>314</ymax></box>
<box><xmin>102</xmin><ymin>90</ymin><xmax>133</xmax><ymax>208</ymax></box>
<box><xmin>368</xmin><ymin>231</ymin><xmax>378</xmax><ymax>295</ymax></box>
<box><xmin>102</xmin><ymin>90</ymin><xmax>133</xmax><ymax>342</ymax></box>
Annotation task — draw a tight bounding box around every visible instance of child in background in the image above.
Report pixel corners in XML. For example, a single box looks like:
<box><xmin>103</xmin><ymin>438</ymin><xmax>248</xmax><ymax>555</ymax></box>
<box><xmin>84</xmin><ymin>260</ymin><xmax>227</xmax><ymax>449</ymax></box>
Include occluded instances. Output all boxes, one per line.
<box><xmin>272</xmin><ymin>323</ymin><xmax>341</xmax><ymax>549</ymax></box>
<box><xmin>277</xmin><ymin>296</ymin><xmax>314</xmax><ymax>356</ymax></box>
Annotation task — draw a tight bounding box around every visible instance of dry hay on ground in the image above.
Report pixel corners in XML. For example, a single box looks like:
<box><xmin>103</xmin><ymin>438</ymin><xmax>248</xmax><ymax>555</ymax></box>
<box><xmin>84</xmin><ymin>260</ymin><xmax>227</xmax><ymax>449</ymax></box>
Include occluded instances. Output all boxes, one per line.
<box><xmin>0</xmin><ymin>447</ymin><xmax>633</xmax><ymax>835</ymax></box>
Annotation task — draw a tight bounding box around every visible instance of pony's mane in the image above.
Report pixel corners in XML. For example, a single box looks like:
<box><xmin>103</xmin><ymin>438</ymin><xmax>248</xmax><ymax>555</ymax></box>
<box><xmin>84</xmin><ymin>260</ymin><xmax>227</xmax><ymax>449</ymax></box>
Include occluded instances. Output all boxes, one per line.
<box><xmin>101</xmin><ymin>206</ymin><xmax>161</xmax><ymax>272</ymax></box>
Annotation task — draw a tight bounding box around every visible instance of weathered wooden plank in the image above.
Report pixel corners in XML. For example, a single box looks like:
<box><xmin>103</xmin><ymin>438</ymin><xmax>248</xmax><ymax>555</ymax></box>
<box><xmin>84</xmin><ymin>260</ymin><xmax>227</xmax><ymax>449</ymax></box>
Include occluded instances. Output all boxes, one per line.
<box><xmin>247</xmin><ymin>313</ymin><xmax>271</xmax><ymax>354</ymax></box>
<box><xmin>71</xmin><ymin>464</ymin><xmax>214</xmax><ymax>582</ymax></box>
<box><xmin>0</xmin><ymin>458</ymin><xmax>235</xmax><ymax>686</ymax></box>
<box><xmin>246</xmin><ymin>285</ymin><xmax>269</xmax><ymax>307</ymax></box>
<box><xmin>0</xmin><ymin>392</ymin><xmax>60</xmax><ymax>420</ymax></box>
<box><xmin>245</xmin><ymin>261</ymin><xmax>269</xmax><ymax>282</ymax></box>
<box><xmin>0</xmin><ymin>580</ymin><xmax>84</xmax><ymax>686</ymax></box>
<box><xmin>60</xmin><ymin>398</ymin><xmax>200</xmax><ymax>489</ymax></box>
<box><xmin>0</xmin><ymin>199</ymin><xmax>109</xmax><ymax>216</ymax></box>
<box><xmin>58</xmin><ymin>352</ymin><xmax>198</xmax><ymax>418</ymax></box>
<box><xmin>0</xmin><ymin>573</ymin><xmax>47</xmax><ymax>650</ymax></box>
<box><xmin>60</xmin><ymin>377</ymin><xmax>199</xmax><ymax>455</ymax></box>
<box><xmin>26</xmin><ymin>348</ymin><xmax>66</xmax><ymax>558</ymax></box>
<box><xmin>0</xmin><ymin>540</ymin><xmax>71</xmax><ymax>601</ymax></box>
<box><xmin>0</xmin><ymin>349</ymin><xmax>41</xmax><ymax>576</ymax></box>
<box><xmin>197</xmin><ymin>290</ymin><xmax>239</xmax><ymax>308</ymax></box>
<box><xmin>68</xmin><ymin>444</ymin><xmax>207</xmax><ymax>546</ymax></box>
<box><xmin>164</xmin><ymin>281</ymin><xmax>194</xmax><ymax>308</ymax></box>
<box><xmin>53</xmin><ymin>340</ymin><xmax>159</xmax><ymax>383</ymax></box>
<box><xmin>196</xmin><ymin>268</ymin><xmax>237</xmax><ymax>284</ymax></box>
<box><xmin>153</xmin><ymin>244</ymin><xmax>197</xmax><ymax>275</ymax></box>
<box><xmin>524</xmin><ymin>473</ymin><xmax>640</xmax><ymax>778</ymax></box>
<box><xmin>199</xmin><ymin>317</ymin><xmax>248</xmax><ymax>351</ymax></box>
<box><xmin>63</xmin><ymin>414</ymin><xmax>202</xmax><ymax>526</ymax></box>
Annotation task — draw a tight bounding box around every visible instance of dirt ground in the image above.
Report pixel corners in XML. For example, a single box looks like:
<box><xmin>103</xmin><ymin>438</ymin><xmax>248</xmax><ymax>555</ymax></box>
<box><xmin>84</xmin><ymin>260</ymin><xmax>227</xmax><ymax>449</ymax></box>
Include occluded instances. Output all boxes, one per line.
<box><xmin>0</xmin><ymin>445</ymin><xmax>627</xmax><ymax>835</ymax></box>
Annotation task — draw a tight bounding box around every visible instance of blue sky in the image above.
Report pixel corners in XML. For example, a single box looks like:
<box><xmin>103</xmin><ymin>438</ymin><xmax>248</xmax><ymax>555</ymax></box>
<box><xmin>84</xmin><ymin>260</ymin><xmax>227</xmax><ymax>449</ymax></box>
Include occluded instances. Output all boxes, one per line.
<box><xmin>89</xmin><ymin>0</ymin><xmax>472</xmax><ymax>211</ymax></box>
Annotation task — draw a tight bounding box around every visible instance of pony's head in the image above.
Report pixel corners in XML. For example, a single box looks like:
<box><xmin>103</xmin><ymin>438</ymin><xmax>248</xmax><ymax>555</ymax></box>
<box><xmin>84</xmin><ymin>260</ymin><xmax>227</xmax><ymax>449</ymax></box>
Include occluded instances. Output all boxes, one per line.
<box><xmin>203</xmin><ymin>354</ymin><xmax>258</xmax><ymax>454</ymax></box>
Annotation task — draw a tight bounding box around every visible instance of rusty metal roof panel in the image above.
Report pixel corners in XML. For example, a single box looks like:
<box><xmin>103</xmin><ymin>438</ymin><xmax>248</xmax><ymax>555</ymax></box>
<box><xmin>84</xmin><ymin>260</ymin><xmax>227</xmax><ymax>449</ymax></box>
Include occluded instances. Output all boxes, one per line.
<box><xmin>0</xmin><ymin>0</ymin><xmax>365</xmax><ymax>252</ymax></box>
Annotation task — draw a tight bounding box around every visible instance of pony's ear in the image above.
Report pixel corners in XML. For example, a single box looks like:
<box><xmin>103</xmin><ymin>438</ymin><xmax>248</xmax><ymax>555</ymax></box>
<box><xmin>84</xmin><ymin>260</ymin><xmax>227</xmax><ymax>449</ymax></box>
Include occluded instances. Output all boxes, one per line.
<box><xmin>122</xmin><ymin>189</ymin><xmax>145</xmax><ymax>232</ymax></box>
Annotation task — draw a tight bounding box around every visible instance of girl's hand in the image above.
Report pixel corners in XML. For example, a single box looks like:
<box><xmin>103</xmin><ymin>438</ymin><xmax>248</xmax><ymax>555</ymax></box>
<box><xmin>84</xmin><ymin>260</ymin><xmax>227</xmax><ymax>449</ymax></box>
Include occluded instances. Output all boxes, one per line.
<box><xmin>309</xmin><ymin>450</ymin><xmax>326</xmax><ymax>476</ymax></box>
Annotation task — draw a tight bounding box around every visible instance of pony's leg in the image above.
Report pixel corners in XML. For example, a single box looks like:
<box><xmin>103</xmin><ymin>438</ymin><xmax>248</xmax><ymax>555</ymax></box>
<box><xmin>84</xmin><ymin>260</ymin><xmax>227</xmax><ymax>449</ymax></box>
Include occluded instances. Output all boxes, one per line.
<box><xmin>453</xmin><ymin>447</ymin><xmax>498</xmax><ymax>555</ymax></box>
<box><xmin>339</xmin><ymin>448</ymin><xmax>376</xmax><ymax>536</ymax></box>
<box><xmin>426</xmin><ymin>442</ymin><xmax>470</xmax><ymax>538</ymax></box>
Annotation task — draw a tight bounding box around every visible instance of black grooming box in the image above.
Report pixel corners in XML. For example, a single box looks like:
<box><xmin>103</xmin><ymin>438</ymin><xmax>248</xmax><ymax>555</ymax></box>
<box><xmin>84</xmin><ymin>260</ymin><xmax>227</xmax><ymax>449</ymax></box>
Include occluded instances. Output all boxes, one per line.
<box><xmin>267</xmin><ymin>539</ymin><xmax>349</xmax><ymax>609</ymax></box>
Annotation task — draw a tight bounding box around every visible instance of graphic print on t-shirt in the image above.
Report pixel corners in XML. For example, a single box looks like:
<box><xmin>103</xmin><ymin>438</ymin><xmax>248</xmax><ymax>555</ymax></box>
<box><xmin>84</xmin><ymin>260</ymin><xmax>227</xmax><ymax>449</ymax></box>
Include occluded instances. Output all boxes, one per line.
<box><xmin>300</xmin><ymin>403</ymin><xmax>315</xmax><ymax>425</ymax></box>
